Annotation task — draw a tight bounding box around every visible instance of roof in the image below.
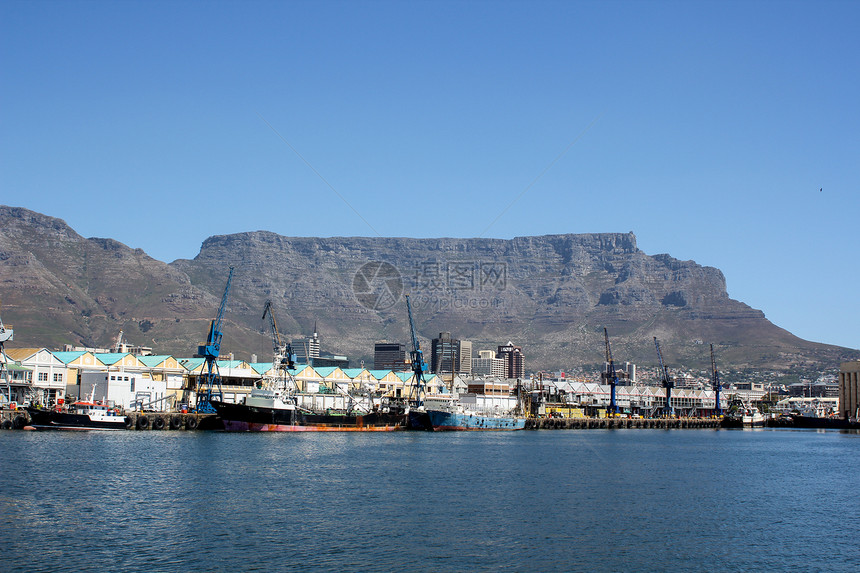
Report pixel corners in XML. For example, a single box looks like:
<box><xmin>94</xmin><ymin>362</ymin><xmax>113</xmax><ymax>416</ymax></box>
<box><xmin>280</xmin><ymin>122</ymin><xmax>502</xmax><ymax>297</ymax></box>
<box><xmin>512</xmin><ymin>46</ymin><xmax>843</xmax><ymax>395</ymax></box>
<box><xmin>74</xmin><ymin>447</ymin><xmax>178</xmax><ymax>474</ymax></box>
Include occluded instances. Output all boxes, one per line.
<box><xmin>368</xmin><ymin>369</ymin><xmax>395</xmax><ymax>380</ymax></box>
<box><xmin>396</xmin><ymin>371</ymin><xmax>415</xmax><ymax>382</ymax></box>
<box><xmin>249</xmin><ymin>362</ymin><xmax>274</xmax><ymax>375</ymax></box>
<box><xmin>93</xmin><ymin>353</ymin><xmax>129</xmax><ymax>366</ymax></box>
<box><xmin>341</xmin><ymin>368</ymin><xmax>367</xmax><ymax>378</ymax></box>
<box><xmin>313</xmin><ymin>366</ymin><xmax>340</xmax><ymax>378</ymax></box>
<box><xmin>3</xmin><ymin>348</ymin><xmax>41</xmax><ymax>361</ymax></box>
<box><xmin>179</xmin><ymin>358</ymin><xmax>205</xmax><ymax>371</ymax></box>
<box><xmin>137</xmin><ymin>355</ymin><xmax>174</xmax><ymax>367</ymax></box>
<box><xmin>50</xmin><ymin>351</ymin><xmax>88</xmax><ymax>364</ymax></box>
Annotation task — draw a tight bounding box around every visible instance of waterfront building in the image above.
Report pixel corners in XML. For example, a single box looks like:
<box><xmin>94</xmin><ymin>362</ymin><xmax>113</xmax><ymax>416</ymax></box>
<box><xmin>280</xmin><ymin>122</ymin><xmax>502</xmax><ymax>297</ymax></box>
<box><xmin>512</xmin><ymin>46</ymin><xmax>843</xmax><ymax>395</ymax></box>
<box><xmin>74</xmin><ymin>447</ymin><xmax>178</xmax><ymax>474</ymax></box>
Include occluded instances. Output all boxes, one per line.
<box><xmin>4</xmin><ymin>348</ymin><xmax>68</xmax><ymax>405</ymax></box>
<box><xmin>839</xmin><ymin>361</ymin><xmax>860</xmax><ymax>418</ymax></box>
<box><xmin>374</xmin><ymin>342</ymin><xmax>407</xmax><ymax>370</ymax></box>
<box><xmin>497</xmin><ymin>342</ymin><xmax>525</xmax><ymax>379</ymax></box>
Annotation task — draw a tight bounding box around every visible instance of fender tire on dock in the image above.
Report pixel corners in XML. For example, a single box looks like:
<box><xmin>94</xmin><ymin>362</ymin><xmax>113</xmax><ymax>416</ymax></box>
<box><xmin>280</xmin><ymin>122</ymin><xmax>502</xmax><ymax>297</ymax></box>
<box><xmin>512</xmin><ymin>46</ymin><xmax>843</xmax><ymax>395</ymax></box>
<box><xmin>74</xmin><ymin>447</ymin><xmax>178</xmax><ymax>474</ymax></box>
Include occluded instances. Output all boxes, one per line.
<box><xmin>13</xmin><ymin>415</ymin><xmax>27</xmax><ymax>429</ymax></box>
<box><xmin>185</xmin><ymin>416</ymin><xmax>198</xmax><ymax>430</ymax></box>
<box><xmin>169</xmin><ymin>415</ymin><xmax>183</xmax><ymax>430</ymax></box>
<box><xmin>151</xmin><ymin>416</ymin><xmax>165</xmax><ymax>431</ymax></box>
<box><xmin>136</xmin><ymin>415</ymin><xmax>150</xmax><ymax>430</ymax></box>
<box><xmin>1</xmin><ymin>420</ymin><xmax>12</xmax><ymax>430</ymax></box>
<box><xmin>125</xmin><ymin>416</ymin><xmax>135</xmax><ymax>429</ymax></box>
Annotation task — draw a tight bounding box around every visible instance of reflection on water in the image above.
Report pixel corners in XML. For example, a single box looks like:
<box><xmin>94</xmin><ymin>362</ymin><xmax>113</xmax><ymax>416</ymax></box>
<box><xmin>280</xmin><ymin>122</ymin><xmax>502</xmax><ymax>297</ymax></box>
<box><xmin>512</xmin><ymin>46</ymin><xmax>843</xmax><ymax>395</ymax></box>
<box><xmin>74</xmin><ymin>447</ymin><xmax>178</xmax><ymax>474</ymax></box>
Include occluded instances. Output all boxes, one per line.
<box><xmin>1</xmin><ymin>429</ymin><xmax>859</xmax><ymax>572</ymax></box>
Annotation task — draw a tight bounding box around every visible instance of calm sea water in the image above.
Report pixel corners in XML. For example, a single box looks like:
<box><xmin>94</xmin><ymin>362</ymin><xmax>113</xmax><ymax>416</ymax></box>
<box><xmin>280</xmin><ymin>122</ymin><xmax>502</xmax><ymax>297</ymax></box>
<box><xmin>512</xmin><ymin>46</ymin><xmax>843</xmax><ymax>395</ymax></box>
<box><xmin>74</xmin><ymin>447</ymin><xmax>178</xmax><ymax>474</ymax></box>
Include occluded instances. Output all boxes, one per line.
<box><xmin>1</xmin><ymin>428</ymin><xmax>858</xmax><ymax>572</ymax></box>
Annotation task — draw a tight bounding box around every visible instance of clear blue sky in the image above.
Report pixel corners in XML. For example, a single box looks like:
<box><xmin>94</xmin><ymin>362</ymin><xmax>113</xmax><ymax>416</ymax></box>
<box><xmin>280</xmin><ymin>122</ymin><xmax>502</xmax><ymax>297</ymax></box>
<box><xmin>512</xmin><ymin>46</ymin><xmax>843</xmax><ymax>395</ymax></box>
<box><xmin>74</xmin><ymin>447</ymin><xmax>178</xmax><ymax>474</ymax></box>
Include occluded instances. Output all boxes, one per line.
<box><xmin>2</xmin><ymin>0</ymin><xmax>858</xmax><ymax>351</ymax></box>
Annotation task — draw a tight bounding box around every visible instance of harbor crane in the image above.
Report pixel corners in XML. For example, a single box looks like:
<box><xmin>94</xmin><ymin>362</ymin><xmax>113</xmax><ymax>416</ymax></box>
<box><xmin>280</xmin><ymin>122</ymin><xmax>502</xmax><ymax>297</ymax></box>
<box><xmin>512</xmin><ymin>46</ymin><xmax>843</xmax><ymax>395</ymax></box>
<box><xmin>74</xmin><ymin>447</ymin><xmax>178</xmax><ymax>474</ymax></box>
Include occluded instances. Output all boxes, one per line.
<box><xmin>405</xmin><ymin>294</ymin><xmax>427</xmax><ymax>408</ymax></box>
<box><xmin>654</xmin><ymin>337</ymin><xmax>674</xmax><ymax>418</ymax></box>
<box><xmin>0</xmin><ymin>303</ymin><xmax>13</xmax><ymax>404</ymax></box>
<box><xmin>710</xmin><ymin>344</ymin><xmax>723</xmax><ymax>417</ymax></box>
<box><xmin>603</xmin><ymin>328</ymin><xmax>619</xmax><ymax>417</ymax></box>
<box><xmin>194</xmin><ymin>266</ymin><xmax>234</xmax><ymax>413</ymax></box>
<box><xmin>262</xmin><ymin>300</ymin><xmax>295</xmax><ymax>378</ymax></box>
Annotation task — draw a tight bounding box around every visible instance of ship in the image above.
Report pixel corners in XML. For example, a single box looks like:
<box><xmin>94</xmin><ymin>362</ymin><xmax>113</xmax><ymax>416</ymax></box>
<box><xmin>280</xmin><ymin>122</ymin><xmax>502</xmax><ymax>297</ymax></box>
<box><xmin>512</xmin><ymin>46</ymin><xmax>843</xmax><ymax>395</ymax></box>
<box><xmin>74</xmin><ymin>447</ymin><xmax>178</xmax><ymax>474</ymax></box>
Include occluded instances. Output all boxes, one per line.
<box><xmin>25</xmin><ymin>401</ymin><xmax>129</xmax><ymax>430</ymax></box>
<box><xmin>721</xmin><ymin>405</ymin><xmax>767</xmax><ymax>428</ymax></box>
<box><xmin>210</xmin><ymin>388</ymin><xmax>408</xmax><ymax>431</ymax></box>
<box><xmin>425</xmin><ymin>400</ymin><xmax>526</xmax><ymax>431</ymax></box>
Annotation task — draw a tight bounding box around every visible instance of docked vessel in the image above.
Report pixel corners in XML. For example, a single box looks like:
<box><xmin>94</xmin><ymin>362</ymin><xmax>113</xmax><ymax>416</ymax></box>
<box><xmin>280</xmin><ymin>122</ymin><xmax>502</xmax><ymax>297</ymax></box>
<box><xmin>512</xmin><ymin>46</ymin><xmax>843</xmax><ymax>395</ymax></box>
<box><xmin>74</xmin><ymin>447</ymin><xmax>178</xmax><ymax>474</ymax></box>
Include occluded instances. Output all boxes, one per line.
<box><xmin>211</xmin><ymin>389</ymin><xmax>407</xmax><ymax>431</ymax></box>
<box><xmin>425</xmin><ymin>402</ymin><xmax>526</xmax><ymax>431</ymax></box>
<box><xmin>721</xmin><ymin>405</ymin><xmax>767</xmax><ymax>428</ymax></box>
<box><xmin>25</xmin><ymin>401</ymin><xmax>129</xmax><ymax>430</ymax></box>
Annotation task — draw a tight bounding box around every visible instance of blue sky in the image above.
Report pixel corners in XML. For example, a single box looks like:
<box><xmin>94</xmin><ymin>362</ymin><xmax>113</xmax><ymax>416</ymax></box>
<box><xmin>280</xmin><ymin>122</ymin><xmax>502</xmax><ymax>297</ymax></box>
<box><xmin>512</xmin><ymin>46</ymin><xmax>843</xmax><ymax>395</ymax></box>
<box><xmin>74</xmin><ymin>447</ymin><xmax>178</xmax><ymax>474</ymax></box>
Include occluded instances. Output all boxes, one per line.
<box><xmin>2</xmin><ymin>0</ymin><xmax>858</xmax><ymax>351</ymax></box>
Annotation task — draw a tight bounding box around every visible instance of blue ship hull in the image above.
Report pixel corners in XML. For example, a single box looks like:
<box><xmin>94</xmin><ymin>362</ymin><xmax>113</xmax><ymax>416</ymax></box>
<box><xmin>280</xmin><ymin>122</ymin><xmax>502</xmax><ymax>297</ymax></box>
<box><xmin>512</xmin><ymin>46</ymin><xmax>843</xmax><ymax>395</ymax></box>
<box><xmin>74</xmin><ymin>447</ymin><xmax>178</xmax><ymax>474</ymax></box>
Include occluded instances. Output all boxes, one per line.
<box><xmin>427</xmin><ymin>409</ymin><xmax>526</xmax><ymax>431</ymax></box>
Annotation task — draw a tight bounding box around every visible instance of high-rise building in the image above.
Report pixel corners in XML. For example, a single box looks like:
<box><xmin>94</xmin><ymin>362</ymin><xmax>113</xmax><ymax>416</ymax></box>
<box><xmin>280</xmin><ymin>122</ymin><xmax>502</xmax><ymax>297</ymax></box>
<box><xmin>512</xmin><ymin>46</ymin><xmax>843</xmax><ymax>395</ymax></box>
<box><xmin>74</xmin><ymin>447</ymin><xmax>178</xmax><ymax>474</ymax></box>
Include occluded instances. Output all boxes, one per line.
<box><xmin>431</xmin><ymin>333</ymin><xmax>472</xmax><ymax>374</ymax></box>
<box><xmin>473</xmin><ymin>350</ymin><xmax>506</xmax><ymax>377</ymax></box>
<box><xmin>497</xmin><ymin>342</ymin><xmax>524</xmax><ymax>379</ymax></box>
<box><xmin>458</xmin><ymin>340</ymin><xmax>472</xmax><ymax>375</ymax></box>
<box><xmin>374</xmin><ymin>342</ymin><xmax>407</xmax><ymax>371</ymax></box>
<box><xmin>293</xmin><ymin>324</ymin><xmax>320</xmax><ymax>365</ymax></box>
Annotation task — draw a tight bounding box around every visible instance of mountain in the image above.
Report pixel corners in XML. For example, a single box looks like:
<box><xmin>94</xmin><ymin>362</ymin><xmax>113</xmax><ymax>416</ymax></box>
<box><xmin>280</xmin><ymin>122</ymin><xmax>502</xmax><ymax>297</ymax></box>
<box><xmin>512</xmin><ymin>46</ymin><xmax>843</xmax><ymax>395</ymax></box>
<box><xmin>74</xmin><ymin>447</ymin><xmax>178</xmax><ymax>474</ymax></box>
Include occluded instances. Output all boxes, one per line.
<box><xmin>1</xmin><ymin>205</ymin><xmax>856</xmax><ymax>372</ymax></box>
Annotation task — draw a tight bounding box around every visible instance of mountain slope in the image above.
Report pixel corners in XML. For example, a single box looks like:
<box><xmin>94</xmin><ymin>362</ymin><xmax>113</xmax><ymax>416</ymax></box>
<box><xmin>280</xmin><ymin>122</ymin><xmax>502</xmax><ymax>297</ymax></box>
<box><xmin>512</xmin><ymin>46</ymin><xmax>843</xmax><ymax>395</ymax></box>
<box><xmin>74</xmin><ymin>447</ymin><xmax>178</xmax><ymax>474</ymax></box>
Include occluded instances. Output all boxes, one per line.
<box><xmin>1</xmin><ymin>205</ymin><xmax>855</xmax><ymax>371</ymax></box>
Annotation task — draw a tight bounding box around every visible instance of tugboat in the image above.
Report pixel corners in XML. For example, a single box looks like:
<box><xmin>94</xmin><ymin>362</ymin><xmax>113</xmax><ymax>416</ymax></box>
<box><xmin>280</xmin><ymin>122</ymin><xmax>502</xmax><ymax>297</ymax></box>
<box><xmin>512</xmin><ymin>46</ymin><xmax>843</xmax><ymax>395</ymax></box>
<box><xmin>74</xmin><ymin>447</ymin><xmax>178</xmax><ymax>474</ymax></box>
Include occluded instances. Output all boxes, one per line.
<box><xmin>26</xmin><ymin>400</ymin><xmax>129</xmax><ymax>430</ymax></box>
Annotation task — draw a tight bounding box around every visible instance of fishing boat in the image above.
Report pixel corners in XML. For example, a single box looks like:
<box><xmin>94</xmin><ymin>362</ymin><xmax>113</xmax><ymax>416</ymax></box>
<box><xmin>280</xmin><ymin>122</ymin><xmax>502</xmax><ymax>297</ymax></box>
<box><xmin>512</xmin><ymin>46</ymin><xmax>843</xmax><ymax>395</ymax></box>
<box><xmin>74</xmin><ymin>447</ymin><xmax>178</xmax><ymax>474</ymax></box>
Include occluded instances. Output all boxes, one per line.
<box><xmin>25</xmin><ymin>401</ymin><xmax>129</xmax><ymax>430</ymax></box>
<box><xmin>211</xmin><ymin>389</ymin><xmax>407</xmax><ymax>431</ymax></box>
<box><xmin>721</xmin><ymin>404</ymin><xmax>767</xmax><ymax>428</ymax></box>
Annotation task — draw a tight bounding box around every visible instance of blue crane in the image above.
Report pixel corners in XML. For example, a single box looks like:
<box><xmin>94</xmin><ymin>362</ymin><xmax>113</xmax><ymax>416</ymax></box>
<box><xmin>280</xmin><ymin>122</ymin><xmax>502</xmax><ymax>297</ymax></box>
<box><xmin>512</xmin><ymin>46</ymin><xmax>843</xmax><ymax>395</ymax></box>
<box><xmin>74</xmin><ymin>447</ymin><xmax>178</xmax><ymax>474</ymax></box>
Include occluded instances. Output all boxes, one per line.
<box><xmin>405</xmin><ymin>294</ymin><xmax>427</xmax><ymax>408</ymax></box>
<box><xmin>603</xmin><ymin>328</ymin><xmax>619</xmax><ymax>417</ymax></box>
<box><xmin>195</xmin><ymin>266</ymin><xmax>234</xmax><ymax>413</ymax></box>
<box><xmin>654</xmin><ymin>337</ymin><xmax>674</xmax><ymax>418</ymax></box>
<box><xmin>710</xmin><ymin>344</ymin><xmax>723</xmax><ymax>417</ymax></box>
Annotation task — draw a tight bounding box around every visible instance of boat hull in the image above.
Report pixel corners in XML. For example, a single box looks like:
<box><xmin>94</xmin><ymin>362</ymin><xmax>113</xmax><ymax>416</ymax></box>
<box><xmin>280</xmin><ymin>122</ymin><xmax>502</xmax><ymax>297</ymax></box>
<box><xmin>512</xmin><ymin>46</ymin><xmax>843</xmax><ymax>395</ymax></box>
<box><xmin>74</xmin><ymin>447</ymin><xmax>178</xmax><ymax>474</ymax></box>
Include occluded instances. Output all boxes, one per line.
<box><xmin>25</xmin><ymin>407</ymin><xmax>128</xmax><ymax>431</ymax></box>
<box><xmin>212</xmin><ymin>400</ymin><xmax>407</xmax><ymax>432</ymax></box>
<box><xmin>427</xmin><ymin>410</ymin><xmax>526</xmax><ymax>431</ymax></box>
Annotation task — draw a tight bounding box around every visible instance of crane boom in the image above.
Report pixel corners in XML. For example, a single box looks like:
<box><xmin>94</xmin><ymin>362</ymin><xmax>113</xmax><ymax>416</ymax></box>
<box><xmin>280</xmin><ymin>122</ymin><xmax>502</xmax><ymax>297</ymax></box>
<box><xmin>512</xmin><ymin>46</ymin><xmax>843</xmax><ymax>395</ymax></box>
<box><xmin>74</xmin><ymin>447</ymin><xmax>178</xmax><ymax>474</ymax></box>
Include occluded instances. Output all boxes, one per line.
<box><xmin>603</xmin><ymin>328</ymin><xmax>619</xmax><ymax>416</ymax></box>
<box><xmin>195</xmin><ymin>266</ymin><xmax>234</xmax><ymax>412</ymax></box>
<box><xmin>710</xmin><ymin>344</ymin><xmax>722</xmax><ymax>417</ymax></box>
<box><xmin>405</xmin><ymin>294</ymin><xmax>427</xmax><ymax>408</ymax></box>
<box><xmin>654</xmin><ymin>337</ymin><xmax>674</xmax><ymax>418</ymax></box>
<box><xmin>262</xmin><ymin>300</ymin><xmax>295</xmax><ymax>375</ymax></box>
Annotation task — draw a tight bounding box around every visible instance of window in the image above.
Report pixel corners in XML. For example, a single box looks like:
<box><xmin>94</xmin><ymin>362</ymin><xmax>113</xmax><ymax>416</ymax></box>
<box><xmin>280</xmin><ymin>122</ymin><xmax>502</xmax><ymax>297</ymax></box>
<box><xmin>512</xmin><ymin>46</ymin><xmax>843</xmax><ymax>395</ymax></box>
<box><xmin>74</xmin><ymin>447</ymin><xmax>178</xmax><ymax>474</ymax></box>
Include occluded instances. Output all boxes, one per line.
<box><xmin>38</xmin><ymin>372</ymin><xmax>48</xmax><ymax>382</ymax></box>
<box><xmin>53</xmin><ymin>373</ymin><xmax>63</xmax><ymax>382</ymax></box>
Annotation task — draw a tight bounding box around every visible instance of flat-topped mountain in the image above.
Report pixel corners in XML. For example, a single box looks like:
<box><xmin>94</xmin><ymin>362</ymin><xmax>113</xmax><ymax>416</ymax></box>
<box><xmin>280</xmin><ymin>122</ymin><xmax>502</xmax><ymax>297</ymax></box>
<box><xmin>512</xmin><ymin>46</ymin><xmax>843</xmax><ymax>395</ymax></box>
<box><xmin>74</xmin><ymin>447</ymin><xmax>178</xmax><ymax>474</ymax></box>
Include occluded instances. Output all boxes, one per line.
<box><xmin>1</xmin><ymin>205</ymin><xmax>855</xmax><ymax>372</ymax></box>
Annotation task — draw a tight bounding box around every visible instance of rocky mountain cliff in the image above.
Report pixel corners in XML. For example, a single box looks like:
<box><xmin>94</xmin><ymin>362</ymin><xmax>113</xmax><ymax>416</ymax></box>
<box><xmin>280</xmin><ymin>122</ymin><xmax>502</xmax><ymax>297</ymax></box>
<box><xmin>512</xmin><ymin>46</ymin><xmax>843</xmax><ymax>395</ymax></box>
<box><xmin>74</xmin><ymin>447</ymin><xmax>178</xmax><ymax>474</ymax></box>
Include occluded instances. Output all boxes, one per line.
<box><xmin>1</xmin><ymin>205</ymin><xmax>855</xmax><ymax>372</ymax></box>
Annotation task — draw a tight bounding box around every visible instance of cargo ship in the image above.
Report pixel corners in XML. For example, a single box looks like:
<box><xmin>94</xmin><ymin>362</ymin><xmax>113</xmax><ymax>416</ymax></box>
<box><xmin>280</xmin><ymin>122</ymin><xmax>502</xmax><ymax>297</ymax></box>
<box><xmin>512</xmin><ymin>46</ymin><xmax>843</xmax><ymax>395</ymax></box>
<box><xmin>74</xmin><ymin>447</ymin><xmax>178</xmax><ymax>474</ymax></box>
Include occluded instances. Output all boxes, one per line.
<box><xmin>211</xmin><ymin>389</ymin><xmax>407</xmax><ymax>431</ymax></box>
<box><xmin>426</xmin><ymin>403</ymin><xmax>525</xmax><ymax>431</ymax></box>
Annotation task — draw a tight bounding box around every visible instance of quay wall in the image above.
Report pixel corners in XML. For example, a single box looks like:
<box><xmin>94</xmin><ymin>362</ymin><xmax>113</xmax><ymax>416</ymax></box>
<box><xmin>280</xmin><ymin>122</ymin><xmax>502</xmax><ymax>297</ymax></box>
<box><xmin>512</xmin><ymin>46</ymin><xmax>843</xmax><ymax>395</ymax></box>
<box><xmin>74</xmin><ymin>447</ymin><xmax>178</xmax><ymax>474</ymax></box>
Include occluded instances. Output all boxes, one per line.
<box><xmin>527</xmin><ymin>417</ymin><xmax>721</xmax><ymax>430</ymax></box>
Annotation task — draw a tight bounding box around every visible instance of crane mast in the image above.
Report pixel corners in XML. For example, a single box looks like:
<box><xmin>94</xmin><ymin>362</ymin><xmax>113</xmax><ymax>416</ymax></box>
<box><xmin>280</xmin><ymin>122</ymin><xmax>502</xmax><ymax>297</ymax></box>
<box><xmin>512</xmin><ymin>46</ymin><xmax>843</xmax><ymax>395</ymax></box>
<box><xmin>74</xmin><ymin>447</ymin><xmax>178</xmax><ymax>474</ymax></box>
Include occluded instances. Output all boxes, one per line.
<box><xmin>603</xmin><ymin>328</ymin><xmax>619</xmax><ymax>417</ymax></box>
<box><xmin>195</xmin><ymin>266</ymin><xmax>234</xmax><ymax>413</ymax></box>
<box><xmin>405</xmin><ymin>294</ymin><xmax>427</xmax><ymax>408</ymax></box>
<box><xmin>262</xmin><ymin>300</ymin><xmax>295</xmax><ymax>378</ymax></box>
<box><xmin>710</xmin><ymin>344</ymin><xmax>722</xmax><ymax>417</ymax></box>
<box><xmin>654</xmin><ymin>337</ymin><xmax>674</xmax><ymax>418</ymax></box>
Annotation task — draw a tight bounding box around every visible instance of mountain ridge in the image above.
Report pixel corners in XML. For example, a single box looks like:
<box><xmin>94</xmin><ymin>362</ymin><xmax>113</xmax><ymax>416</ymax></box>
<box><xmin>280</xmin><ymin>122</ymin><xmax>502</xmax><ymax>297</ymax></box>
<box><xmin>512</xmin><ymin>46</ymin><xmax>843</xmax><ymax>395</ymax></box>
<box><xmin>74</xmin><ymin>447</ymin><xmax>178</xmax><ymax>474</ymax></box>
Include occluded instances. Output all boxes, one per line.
<box><xmin>1</xmin><ymin>205</ymin><xmax>856</xmax><ymax>373</ymax></box>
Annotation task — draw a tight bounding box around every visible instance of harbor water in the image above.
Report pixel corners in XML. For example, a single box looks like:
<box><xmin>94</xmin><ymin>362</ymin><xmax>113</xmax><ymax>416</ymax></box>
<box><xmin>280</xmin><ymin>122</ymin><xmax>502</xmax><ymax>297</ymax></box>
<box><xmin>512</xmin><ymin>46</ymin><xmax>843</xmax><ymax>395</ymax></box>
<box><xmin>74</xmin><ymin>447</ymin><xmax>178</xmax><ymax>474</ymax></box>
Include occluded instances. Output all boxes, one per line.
<box><xmin>2</xmin><ymin>428</ymin><xmax>859</xmax><ymax>572</ymax></box>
